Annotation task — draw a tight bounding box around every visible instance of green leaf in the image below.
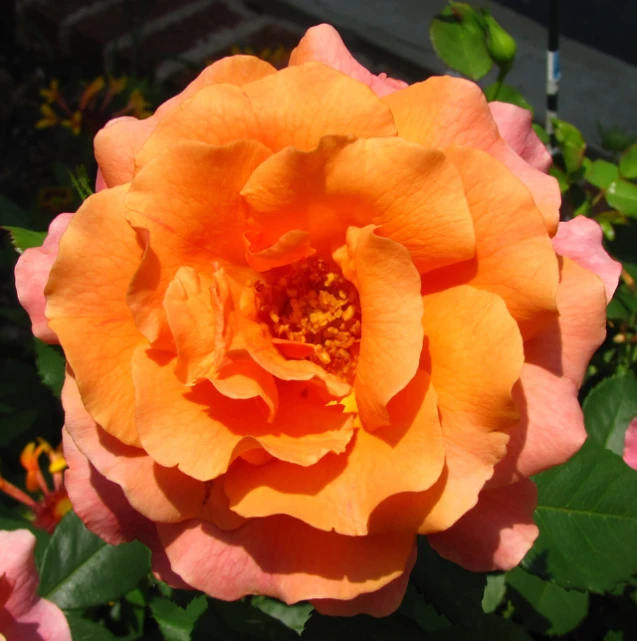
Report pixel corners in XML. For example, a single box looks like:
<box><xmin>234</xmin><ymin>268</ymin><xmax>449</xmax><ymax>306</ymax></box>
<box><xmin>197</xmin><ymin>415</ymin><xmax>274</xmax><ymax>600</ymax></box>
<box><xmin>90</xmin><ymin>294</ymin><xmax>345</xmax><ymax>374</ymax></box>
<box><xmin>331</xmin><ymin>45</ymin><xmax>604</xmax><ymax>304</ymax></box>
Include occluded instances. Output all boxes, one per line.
<box><xmin>585</xmin><ymin>160</ymin><xmax>620</xmax><ymax>190</ymax></box>
<box><xmin>34</xmin><ymin>338</ymin><xmax>65</xmax><ymax>397</ymax></box>
<box><xmin>483</xmin><ymin>84</ymin><xmax>533</xmax><ymax>113</ymax></box>
<box><xmin>584</xmin><ymin>372</ymin><xmax>637</xmax><ymax>455</ymax></box>
<box><xmin>3</xmin><ymin>226</ymin><xmax>46</xmax><ymax>253</ymax></box>
<box><xmin>482</xmin><ymin>574</ymin><xmax>506</xmax><ymax>613</ymax></box>
<box><xmin>150</xmin><ymin>596</ymin><xmax>207</xmax><ymax>641</ymax></box>
<box><xmin>38</xmin><ymin>512</ymin><xmax>151</xmax><ymax>609</ymax></box>
<box><xmin>411</xmin><ymin>539</ymin><xmax>486</xmax><ymax>623</ymax></box>
<box><xmin>251</xmin><ymin>596</ymin><xmax>313</xmax><ymax>634</ymax></box>
<box><xmin>428</xmin><ymin>616</ymin><xmax>533</xmax><ymax>641</ymax></box>
<box><xmin>607</xmin><ymin>180</ymin><xmax>637</xmax><ymax>217</ymax></box>
<box><xmin>553</xmin><ymin>119</ymin><xmax>586</xmax><ymax>174</ymax></box>
<box><xmin>532</xmin><ymin>124</ymin><xmax>550</xmax><ymax>146</ymax></box>
<box><xmin>65</xmin><ymin>613</ymin><xmax>119</xmax><ymax>641</ymax></box>
<box><xmin>506</xmin><ymin>567</ymin><xmax>589</xmax><ymax>635</ymax></box>
<box><xmin>619</xmin><ymin>144</ymin><xmax>637</xmax><ymax>179</ymax></box>
<box><xmin>398</xmin><ymin>584</ymin><xmax>450</xmax><ymax>633</ymax></box>
<box><xmin>430</xmin><ymin>3</ymin><xmax>493</xmax><ymax>80</ymax></box>
<box><xmin>524</xmin><ymin>440</ymin><xmax>637</xmax><ymax>592</ymax></box>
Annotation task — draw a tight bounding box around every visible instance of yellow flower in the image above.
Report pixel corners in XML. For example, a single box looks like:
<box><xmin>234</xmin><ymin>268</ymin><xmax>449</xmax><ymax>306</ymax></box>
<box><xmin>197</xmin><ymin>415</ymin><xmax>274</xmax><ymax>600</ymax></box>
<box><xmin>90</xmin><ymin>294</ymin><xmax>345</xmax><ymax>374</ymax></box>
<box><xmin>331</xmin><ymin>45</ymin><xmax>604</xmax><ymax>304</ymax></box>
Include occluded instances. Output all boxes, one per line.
<box><xmin>35</xmin><ymin>104</ymin><xmax>59</xmax><ymax>129</ymax></box>
<box><xmin>40</xmin><ymin>78</ymin><xmax>60</xmax><ymax>103</ymax></box>
<box><xmin>61</xmin><ymin>111</ymin><xmax>82</xmax><ymax>135</ymax></box>
<box><xmin>79</xmin><ymin>76</ymin><xmax>105</xmax><ymax>110</ymax></box>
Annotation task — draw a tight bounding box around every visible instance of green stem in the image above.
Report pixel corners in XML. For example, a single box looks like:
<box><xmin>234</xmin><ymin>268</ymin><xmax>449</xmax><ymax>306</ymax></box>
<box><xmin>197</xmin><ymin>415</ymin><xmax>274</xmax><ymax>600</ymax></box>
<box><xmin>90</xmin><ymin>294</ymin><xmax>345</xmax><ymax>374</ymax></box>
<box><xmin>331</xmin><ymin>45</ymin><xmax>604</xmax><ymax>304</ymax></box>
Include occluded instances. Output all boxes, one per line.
<box><xmin>491</xmin><ymin>66</ymin><xmax>509</xmax><ymax>101</ymax></box>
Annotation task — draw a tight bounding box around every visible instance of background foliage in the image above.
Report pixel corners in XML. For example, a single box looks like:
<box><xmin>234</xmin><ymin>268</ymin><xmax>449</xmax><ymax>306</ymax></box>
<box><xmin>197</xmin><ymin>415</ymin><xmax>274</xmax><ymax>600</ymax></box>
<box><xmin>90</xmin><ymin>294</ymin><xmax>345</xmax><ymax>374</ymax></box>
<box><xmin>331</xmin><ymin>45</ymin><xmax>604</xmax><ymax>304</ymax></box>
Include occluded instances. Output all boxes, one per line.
<box><xmin>2</xmin><ymin>1</ymin><xmax>637</xmax><ymax>638</ymax></box>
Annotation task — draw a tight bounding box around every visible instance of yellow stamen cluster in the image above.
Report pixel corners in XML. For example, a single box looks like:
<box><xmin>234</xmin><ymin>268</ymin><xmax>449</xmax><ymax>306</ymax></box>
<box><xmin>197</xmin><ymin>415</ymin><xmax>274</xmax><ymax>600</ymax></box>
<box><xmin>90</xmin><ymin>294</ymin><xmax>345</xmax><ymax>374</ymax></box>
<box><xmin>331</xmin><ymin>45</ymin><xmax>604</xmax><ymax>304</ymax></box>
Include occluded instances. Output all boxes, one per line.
<box><xmin>255</xmin><ymin>256</ymin><xmax>362</xmax><ymax>381</ymax></box>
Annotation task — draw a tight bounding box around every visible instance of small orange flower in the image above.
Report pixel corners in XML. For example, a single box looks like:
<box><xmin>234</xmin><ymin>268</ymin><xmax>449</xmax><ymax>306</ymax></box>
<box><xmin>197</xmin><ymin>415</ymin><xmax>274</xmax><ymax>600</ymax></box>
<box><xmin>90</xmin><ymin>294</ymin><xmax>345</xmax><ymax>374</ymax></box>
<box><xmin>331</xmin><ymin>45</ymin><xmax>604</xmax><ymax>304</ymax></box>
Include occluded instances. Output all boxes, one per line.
<box><xmin>61</xmin><ymin>111</ymin><xmax>82</xmax><ymax>135</ymax></box>
<box><xmin>78</xmin><ymin>76</ymin><xmax>105</xmax><ymax>110</ymax></box>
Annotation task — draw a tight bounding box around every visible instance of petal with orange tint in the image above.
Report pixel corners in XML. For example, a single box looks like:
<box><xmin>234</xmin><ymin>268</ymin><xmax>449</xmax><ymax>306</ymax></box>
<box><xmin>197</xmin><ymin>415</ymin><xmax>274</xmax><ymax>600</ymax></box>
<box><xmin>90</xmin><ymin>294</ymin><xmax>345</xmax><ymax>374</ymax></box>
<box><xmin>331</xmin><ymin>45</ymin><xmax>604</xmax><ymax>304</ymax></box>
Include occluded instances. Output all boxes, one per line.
<box><xmin>489</xmin><ymin>102</ymin><xmax>552</xmax><ymax>172</ymax></box>
<box><xmin>242</xmin><ymin>136</ymin><xmax>475</xmax><ymax>273</ymax></box>
<box><xmin>552</xmin><ymin>217</ymin><xmax>621</xmax><ymax>303</ymax></box>
<box><xmin>126</xmin><ymin>140</ymin><xmax>271</xmax><ymax>347</ymax></box>
<box><xmin>15</xmin><ymin>212</ymin><xmax>73</xmax><ymax>344</ymax></box>
<box><xmin>289</xmin><ymin>24</ymin><xmax>408</xmax><ymax>97</ymax></box>
<box><xmin>245</xmin><ymin>230</ymin><xmax>315</xmax><ymax>272</ymax></box>
<box><xmin>428</xmin><ymin>480</ymin><xmax>538</xmax><ymax>572</ymax></box>
<box><xmin>370</xmin><ymin>286</ymin><xmax>525</xmax><ymax>535</ymax></box>
<box><xmin>224</xmin><ymin>369</ymin><xmax>444</xmax><ymax>536</ymax></box>
<box><xmin>138</xmin><ymin>63</ymin><xmax>396</xmax><ymax>172</ymax></box>
<box><xmin>383</xmin><ymin>77</ymin><xmax>560</xmax><ymax>234</ymax></box>
<box><xmin>336</xmin><ymin>226</ymin><xmax>423</xmax><ymax>429</ymax></box>
<box><xmin>61</xmin><ymin>372</ymin><xmax>240</xmax><ymax>527</ymax></box>
<box><xmin>241</xmin><ymin>62</ymin><xmax>397</xmax><ymax>151</ymax></box>
<box><xmin>422</xmin><ymin>145</ymin><xmax>559</xmax><ymax>339</ymax></box>
<box><xmin>311</xmin><ymin>545</ymin><xmax>417</xmax><ymax>617</ymax></box>
<box><xmin>133</xmin><ymin>348</ymin><xmax>354</xmax><ymax>480</ymax></box>
<box><xmin>95</xmin><ymin>56</ymin><xmax>276</xmax><ymax>187</ymax></box>
<box><xmin>46</xmin><ymin>186</ymin><xmax>144</xmax><ymax>446</ymax></box>
<box><xmin>525</xmin><ymin>256</ymin><xmax>607</xmax><ymax>386</ymax></box>
<box><xmin>210</xmin><ymin>358</ymin><xmax>279</xmax><ymax>422</ymax></box>
<box><xmin>163</xmin><ymin>266</ymin><xmax>228</xmax><ymax>385</ymax></box>
<box><xmin>157</xmin><ymin>516</ymin><xmax>415</xmax><ymax>603</ymax></box>
<box><xmin>488</xmin><ymin>364</ymin><xmax>586</xmax><ymax>487</ymax></box>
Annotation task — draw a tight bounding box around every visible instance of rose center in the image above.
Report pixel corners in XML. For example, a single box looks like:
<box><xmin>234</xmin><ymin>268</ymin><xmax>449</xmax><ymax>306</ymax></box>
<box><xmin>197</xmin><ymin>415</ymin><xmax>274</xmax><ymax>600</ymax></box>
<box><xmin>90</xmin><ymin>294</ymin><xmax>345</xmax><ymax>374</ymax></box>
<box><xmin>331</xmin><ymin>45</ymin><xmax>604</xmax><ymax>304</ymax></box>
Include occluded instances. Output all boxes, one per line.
<box><xmin>254</xmin><ymin>256</ymin><xmax>361</xmax><ymax>381</ymax></box>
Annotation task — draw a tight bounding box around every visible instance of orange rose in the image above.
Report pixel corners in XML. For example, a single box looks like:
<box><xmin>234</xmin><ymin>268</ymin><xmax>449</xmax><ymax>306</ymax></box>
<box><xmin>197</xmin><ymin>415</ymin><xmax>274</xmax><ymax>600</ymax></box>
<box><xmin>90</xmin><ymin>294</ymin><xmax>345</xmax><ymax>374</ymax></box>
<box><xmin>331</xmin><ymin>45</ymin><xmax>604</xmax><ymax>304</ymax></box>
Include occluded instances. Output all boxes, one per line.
<box><xmin>15</xmin><ymin>25</ymin><xmax>620</xmax><ymax>615</ymax></box>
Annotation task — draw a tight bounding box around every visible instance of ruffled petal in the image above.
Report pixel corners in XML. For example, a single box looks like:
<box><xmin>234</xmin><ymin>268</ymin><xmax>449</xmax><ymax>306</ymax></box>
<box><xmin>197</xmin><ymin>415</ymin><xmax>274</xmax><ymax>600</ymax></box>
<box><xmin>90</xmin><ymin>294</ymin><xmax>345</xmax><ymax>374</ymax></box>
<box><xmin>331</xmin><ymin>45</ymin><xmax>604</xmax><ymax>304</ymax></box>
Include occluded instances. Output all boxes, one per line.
<box><xmin>289</xmin><ymin>24</ymin><xmax>408</xmax><ymax>97</ymax></box>
<box><xmin>489</xmin><ymin>102</ymin><xmax>552</xmax><ymax>172</ymax></box>
<box><xmin>242</xmin><ymin>136</ymin><xmax>475</xmax><ymax>274</ymax></box>
<box><xmin>14</xmin><ymin>212</ymin><xmax>73</xmax><ymax>343</ymax></box>
<box><xmin>428</xmin><ymin>480</ymin><xmax>538</xmax><ymax>571</ymax></box>
<box><xmin>311</xmin><ymin>544</ymin><xmax>417</xmax><ymax>617</ymax></box>
<box><xmin>224</xmin><ymin>369</ymin><xmax>444</xmax><ymax>535</ymax></box>
<box><xmin>552</xmin><ymin>217</ymin><xmax>621</xmax><ymax>303</ymax></box>
<box><xmin>157</xmin><ymin>517</ymin><xmax>415</xmax><ymax>603</ymax></box>
<box><xmin>138</xmin><ymin>63</ymin><xmax>396</xmax><ymax>170</ymax></box>
<box><xmin>422</xmin><ymin>145</ymin><xmax>558</xmax><ymax>340</ymax></box>
<box><xmin>383</xmin><ymin>77</ymin><xmax>560</xmax><ymax>234</ymax></box>
<box><xmin>46</xmin><ymin>186</ymin><xmax>144</xmax><ymax>445</ymax></box>
<box><xmin>61</xmin><ymin>373</ymin><xmax>237</xmax><ymax>526</ymax></box>
<box><xmin>94</xmin><ymin>56</ymin><xmax>275</xmax><ymax>187</ymax></box>
<box><xmin>126</xmin><ymin>140</ymin><xmax>271</xmax><ymax>347</ymax></box>
<box><xmin>0</xmin><ymin>530</ymin><xmax>71</xmax><ymax>641</ymax></box>
<box><xmin>133</xmin><ymin>348</ymin><xmax>354</xmax><ymax>480</ymax></box>
<box><xmin>336</xmin><ymin>226</ymin><xmax>424</xmax><ymax>428</ymax></box>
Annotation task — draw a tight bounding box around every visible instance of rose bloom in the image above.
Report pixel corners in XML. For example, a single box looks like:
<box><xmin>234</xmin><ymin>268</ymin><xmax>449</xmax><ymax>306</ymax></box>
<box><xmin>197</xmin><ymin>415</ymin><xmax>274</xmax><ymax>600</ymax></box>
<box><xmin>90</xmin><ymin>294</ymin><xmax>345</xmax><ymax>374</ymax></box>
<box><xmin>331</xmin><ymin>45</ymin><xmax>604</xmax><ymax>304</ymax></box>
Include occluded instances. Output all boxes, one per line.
<box><xmin>0</xmin><ymin>530</ymin><xmax>71</xmax><ymax>640</ymax></box>
<box><xmin>16</xmin><ymin>25</ymin><xmax>621</xmax><ymax>615</ymax></box>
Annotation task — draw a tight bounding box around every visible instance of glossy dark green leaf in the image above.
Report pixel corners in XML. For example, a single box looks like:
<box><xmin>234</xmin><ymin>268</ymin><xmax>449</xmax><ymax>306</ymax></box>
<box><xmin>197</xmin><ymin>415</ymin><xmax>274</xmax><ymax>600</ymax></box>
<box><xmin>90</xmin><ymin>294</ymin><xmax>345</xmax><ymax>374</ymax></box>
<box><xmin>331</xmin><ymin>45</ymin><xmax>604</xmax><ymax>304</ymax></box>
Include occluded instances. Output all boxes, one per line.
<box><xmin>411</xmin><ymin>539</ymin><xmax>486</xmax><ymax>623</ymax></box>
<box><xmin>524</xmin><ymin>441</ymin><xmax>637</xmax><ymax>592</ymax></box>
<box><xmin>607</xmin><ymin>180</ymin><xmax>637</xmax><ymax>217</ymax></box>
<box><xmin>430</xmin><ymin>3</ymin><xmax>493</xmax><ymax>80</ymax></box>
<box><xmin>506</xmin><ymin>567</ymin><xmax>588</xmax><ymax>635</ymax></box>
<box><xmin>65</xmin><ymin>614</ymin><xmax>119</xmax><ymax>641</ymax></box>
<box><xmin>585</xmin><ymin>160</ymin><xmax>620</xmax><ymax>190</ymax></box>
<box><xmin>38</xmin><ymin>512</ymin><xmax>151</xmax><ymax>609</ymax></box>
<box><xmin>619</xmin><ymin>144</ymin><xmax>637</xmax><ymax>179</ymax></box>
<box><xmin>3</xmin><ymin>226</ymin><xmax>46</xmax><ymax>253</ymax></box>
<box><xmin>483</xmin><ymin>84</ymin><xmax>532</xmax><ymax>113</ymax></box>
<box><xmin>34</xmin><ymin>338</ymin><xmax>65</xmax><ymax>397</ymax></box>
<box><xmin>553</xmin><ymin>119</ymin><xmax>586</xmax><ymax>174</ymax></box>
<box><xmin>398</xmin><ymin>584</ymin><xmax>450</xmax><ymax>633</ymax></box>
<box><xmin>150</xmin><ymin>596</ymin><xmax>207</xmax><ymax>641</ymax></box>
<box><xmin>584</xmin><ymin>372</ymin><xmax>637</xmax><ymax>455</ymax></box>
<box><xmin>0</xmin><ymin>194</ymin><xmax>31</xmax><ymax>227</ymax></box>
<box><xmin>251</xmin><ymin>596</ymin><xmax>313</xmax><ymax>634</ymax></box>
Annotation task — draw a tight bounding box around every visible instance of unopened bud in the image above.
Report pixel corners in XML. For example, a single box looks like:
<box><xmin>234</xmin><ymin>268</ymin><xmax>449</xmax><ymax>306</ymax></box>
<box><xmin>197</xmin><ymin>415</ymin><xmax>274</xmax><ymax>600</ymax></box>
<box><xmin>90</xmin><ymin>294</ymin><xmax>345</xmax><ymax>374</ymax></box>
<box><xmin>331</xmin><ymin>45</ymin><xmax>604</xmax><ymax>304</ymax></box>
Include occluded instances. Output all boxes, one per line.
<box><xmin>483</xmin><ymin>12</ymin><xmax>517</xmax><ymax>70</ymax></box>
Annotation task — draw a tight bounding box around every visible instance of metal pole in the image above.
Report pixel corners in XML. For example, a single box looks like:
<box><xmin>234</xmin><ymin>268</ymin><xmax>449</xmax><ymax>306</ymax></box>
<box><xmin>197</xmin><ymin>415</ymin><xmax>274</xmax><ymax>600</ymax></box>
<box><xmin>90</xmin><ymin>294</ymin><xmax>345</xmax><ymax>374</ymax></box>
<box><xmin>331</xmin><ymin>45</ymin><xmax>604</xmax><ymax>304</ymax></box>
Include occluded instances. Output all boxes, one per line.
<box><xmin>546</xmin><ymin>0</ymin><xmax>560</xmax><ymax>154</ymax></box>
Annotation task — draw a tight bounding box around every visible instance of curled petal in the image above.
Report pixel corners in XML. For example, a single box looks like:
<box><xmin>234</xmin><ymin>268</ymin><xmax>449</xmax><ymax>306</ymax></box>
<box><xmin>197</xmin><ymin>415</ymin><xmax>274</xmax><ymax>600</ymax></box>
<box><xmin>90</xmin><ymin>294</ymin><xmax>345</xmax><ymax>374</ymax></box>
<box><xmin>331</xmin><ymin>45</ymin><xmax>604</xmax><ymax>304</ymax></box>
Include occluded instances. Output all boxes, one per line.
<box><xmin>428</xmin><ymin>480</ymin><xmax>538</xmax><ymax>572</ymax></box>
<box><xmin>289</xmin><ymin>24</ymin><xmax>408</xmax><ymax>97</ymax></box>
<box><xmin>552</xmin><ymin>217</ymin><xmax>621</xmax><ymax>303</ymax></box>
<box><xmin>14</xmin><ymin>213</ymin><xmax>73</xmax><ymax>343</ymax></box>
<box><xmin>46</xmin><ymin>186</ymin><xmax>144</xmax><ymax>446</ymax></box>
<box><xmin>383</xmin><ymin>77</ymin><xmax>560</xmax><ymax>234</ymax></box>
<box><xmin>489</xmin><ymin>101</ymin><xmax>552</xmax><ymax>172</ymax></box>
<box><xmin>158</xmin><ymin>517</ymin><xmax>415</xmax><ymax>604</ymax></box>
